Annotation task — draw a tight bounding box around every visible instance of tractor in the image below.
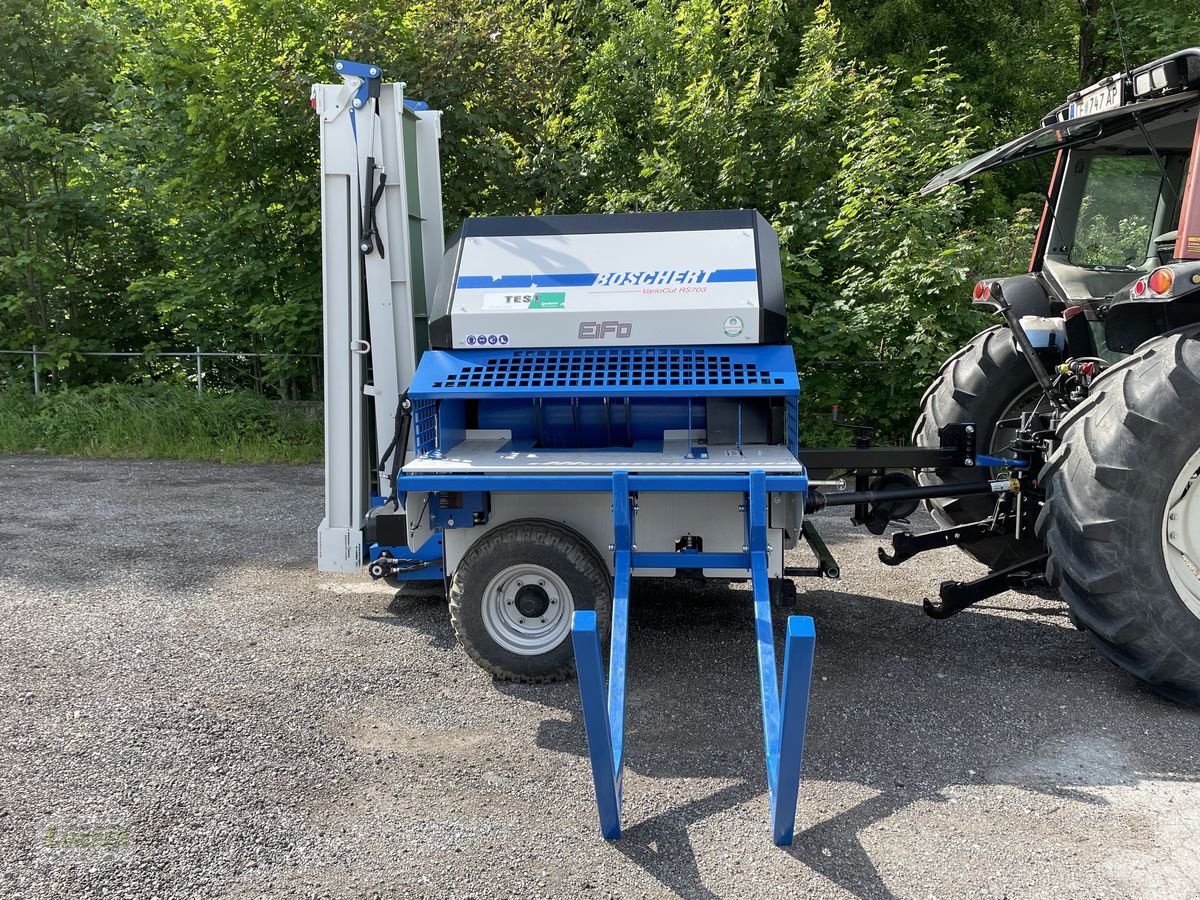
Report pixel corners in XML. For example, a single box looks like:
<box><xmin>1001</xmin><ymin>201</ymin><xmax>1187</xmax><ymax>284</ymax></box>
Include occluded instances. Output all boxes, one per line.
<box><xmin>916</xmin><ymin>47</ymin><xmax>1200</xmax><ymax>704</ymax></box>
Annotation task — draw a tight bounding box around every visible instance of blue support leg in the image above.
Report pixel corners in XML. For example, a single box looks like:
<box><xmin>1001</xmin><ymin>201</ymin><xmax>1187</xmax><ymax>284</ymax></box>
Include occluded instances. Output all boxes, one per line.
<box><xmin>747</xmin><ymin>470</ymin><xmax>817</xmax><ymax>846</ymax></box>
<box><xmin>573</xmin><ymin>469</ymin><xmax>813</xmax><ymax>844</ymax></box>
<box><xmin>572</xmin><ymin>611</ymin><xmax>621</xmax><ymax>838</ymax></box>
<box><xmin>573</xmin><ymin>471</ymin><xmax>633</xmax><ymax>840</ymax></box>
<box><xmin>772</xmin><ymin>616</ymin><xmax>815</xmax><ymax>845</ymax></box>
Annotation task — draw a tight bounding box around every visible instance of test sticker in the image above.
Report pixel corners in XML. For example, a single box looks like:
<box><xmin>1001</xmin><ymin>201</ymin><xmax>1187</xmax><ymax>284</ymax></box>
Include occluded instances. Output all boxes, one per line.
<box><xmin>482</xmin><ymin>291</ymin><xmax>566</xmax><ymax>310</ymax></box>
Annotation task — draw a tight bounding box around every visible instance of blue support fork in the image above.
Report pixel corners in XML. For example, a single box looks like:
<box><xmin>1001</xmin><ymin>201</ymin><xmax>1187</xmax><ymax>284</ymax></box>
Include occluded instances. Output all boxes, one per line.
<box><xmin>572</xmin><ymin>469</ymin><xmax>816</xmax><ymax>844</ymax></box>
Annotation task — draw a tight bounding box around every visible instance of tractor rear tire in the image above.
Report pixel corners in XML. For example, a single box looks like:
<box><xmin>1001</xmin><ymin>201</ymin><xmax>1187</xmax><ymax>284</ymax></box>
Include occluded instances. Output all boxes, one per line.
<box><xmin>449</xmin><ymin>519</ymin><xmax>611</xmax><ymax>683</ymax></box>
<box><xmin>914</xmin><ymin>325</ymin><xmax>1046</xmax><ymax>569</ymax></box>
<box><xmin>1036</xmin><ymin>329</ymin><xmax>1200</xmax><ymax>705</ymax></box>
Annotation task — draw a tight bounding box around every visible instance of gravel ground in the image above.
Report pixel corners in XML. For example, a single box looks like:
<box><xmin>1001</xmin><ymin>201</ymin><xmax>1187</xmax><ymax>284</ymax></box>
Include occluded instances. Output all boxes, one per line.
<box><xmin>1</xmin><ymin>454</ymin><xmax>1199</xmax><ymax>900</ymax></box>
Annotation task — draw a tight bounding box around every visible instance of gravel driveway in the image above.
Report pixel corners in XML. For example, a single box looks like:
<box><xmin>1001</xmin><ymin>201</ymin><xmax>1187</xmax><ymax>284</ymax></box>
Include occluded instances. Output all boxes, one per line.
<box><xmin>1</xmin><ymin>455</ymin><xmax>1198</xmax><ymax>899</ymax></box>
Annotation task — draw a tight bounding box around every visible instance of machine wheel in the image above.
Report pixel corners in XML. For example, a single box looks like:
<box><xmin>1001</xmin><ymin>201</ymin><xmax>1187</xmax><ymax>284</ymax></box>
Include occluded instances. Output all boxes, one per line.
<box><xmin>449</xmin><ymin>520</ymin><xmax>611</xmax><ymax>682</ymax></box>
<box><xmin>914</xmin><ymin>325</ymin><xmax>1047</xmax><ymax>569</ymax></box>
<box><xmin>1036</xmin><ymin>329</ymin><xmax>1200</xmax><ymax>705</ymax></box>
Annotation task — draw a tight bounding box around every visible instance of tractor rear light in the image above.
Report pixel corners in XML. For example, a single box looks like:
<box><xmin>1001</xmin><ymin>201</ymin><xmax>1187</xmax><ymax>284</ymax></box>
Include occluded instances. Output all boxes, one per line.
<box><xmin>1134</xmin><ymin>279</ymin><xmax>1147</xmax><ymax>296</ymax></box>
<box><xmin>972</xmin><ymin>282</ymin><xmax>990</xmax><ymax>301</ymax></box>
<box><xmin>1148</xmin><ymin>267</ymin><xmax>1174</xmax><ymax>295</ymax></box>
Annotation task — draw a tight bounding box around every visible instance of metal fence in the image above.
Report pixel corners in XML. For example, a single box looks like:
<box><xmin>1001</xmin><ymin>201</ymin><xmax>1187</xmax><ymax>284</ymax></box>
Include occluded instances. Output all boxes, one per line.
<box><xmin>0</xmin><ymin>347</ymin><xmax>322</xmax><ymax>397</ymax></box>
<box><xmin>0</xmin><ymin>346</ymin><xmax>902</xmax><ymax>399</ymax></box>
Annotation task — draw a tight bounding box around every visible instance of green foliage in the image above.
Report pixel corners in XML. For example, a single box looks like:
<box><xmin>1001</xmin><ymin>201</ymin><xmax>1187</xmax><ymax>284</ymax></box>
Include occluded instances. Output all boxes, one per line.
<box><xmin>0</xmin><ymin>0</ymin><xmax>164</xmax><ymax>376</ymax></box>
<box><xmin>0</xmin><ymin>0</ymin><xmax>1193</xmax><ymax>457</ymax></box>
<box><xmin>564</xmin><ymin>6</ymin><xmax>1037</xmax><ymax>438</ymax></box>
<box><xmin>784</xmin><ymin>53</ymin><xmax>1039</xmax><ymax>439</ymax></box>
<box><xmin>1071</xmin><ymin>156</ymin><xmax>1162</xmax><ymax>268</ymax></box>
<box><xmin>0</xmin><ymin>385</ymin><xmax>322</xmax><ymax>462</ymax></box>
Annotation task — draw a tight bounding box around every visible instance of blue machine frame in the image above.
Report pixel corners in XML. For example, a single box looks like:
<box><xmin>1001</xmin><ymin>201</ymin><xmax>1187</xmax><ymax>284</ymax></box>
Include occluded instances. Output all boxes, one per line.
<box><xmin>394</xmin><ymin>465</ymin><xmax>816</xmax><ymax>844</ymax></box>
<box><xmin>387</xmin><ymin>341</ymin><xmax>817</xmax><ymax>843</ymax></box>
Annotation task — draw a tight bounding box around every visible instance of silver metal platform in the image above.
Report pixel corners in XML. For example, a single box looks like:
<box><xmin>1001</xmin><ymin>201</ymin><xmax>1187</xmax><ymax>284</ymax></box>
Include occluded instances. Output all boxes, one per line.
<box><xmin>402</xmin><ymin>435</ymin><xmax>805</xmax><ymax>475</ymax></box>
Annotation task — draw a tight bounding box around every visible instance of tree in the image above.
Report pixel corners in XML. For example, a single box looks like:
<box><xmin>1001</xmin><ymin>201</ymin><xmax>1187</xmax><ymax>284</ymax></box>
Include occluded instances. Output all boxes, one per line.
<box><xmin>0</xmin><ymin>0</ymin><xmax>163</xmax><ymax>378</ymax></box>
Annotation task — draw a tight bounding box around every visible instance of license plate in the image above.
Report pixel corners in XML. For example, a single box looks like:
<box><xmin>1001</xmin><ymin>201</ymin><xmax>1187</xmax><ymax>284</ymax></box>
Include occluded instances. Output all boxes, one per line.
<box><xmin>1069</xmin><ymin>80</ymin><xmax>1123</xmax><ymax>119</ymax></box>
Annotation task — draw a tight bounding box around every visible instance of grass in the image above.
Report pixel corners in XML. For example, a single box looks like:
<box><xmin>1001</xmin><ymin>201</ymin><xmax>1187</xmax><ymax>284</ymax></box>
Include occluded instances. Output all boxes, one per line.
<box><xmin>0</xmin><ymin>384</ymin><xmax>323</xmax><ymax>464</ymax></box>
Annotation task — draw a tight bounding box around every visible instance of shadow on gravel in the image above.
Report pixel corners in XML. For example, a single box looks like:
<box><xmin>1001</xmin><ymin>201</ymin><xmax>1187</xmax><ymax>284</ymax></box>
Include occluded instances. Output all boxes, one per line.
<box><xmin>614</xmin><ymin>780</ymin><xmax>763</xmax><ymax>900</ymax></box>
<box><xmin>359</xmin><ymin>588</ymin><xmax>457</xmax><ymax>651</ymax></box>
<box><xmin>496</xmin><ymin>577</ymin><xmax>1200</xmax><ymax>900</ymax></box>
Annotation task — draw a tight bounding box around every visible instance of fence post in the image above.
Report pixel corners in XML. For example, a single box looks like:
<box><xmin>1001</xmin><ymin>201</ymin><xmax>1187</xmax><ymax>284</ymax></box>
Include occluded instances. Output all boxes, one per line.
<box><xmin>31</xmin><ymin>345</ymin><xmax>39</xmax><ymax>395</ymax></box>
<box><xmin>195</xmin><ymin>345</ymin><xmax>203</xmax><ymax>395</ymax></box>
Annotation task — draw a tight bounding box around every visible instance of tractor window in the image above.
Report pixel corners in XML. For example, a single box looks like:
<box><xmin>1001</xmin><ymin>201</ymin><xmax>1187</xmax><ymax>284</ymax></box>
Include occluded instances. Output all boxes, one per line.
<box><xmin>1069</xmin><ymin>155</ymin><xmax>1164</xmax><ymax>270</ymax></box>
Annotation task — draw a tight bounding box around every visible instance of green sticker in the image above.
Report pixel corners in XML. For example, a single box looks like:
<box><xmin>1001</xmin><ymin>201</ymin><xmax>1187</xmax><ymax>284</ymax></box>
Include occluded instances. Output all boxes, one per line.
<box><xmin>530</xmin><ymin>291</ymin><xmax>566</xmax><ymax>309</ymax></box>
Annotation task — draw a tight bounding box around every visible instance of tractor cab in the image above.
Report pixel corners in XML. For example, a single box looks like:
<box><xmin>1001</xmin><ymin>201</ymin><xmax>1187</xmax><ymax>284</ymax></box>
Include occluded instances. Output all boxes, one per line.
<box><xmin>923</xmin><ymin>48</ymin><xmax>1200</xmax><ymax>338</ymax></box>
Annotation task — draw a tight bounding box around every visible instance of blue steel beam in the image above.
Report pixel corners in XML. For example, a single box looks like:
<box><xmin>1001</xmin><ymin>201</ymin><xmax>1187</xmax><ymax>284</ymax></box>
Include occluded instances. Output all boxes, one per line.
<box><xmin>747</xmin><ymin>469</ymin><xmax>816</xmax><ymax>846</ymax></box>
<box><xmin>571</xmin><ymin>612</ymin><xmax>620</xmax><ymax>837</ymax></box>
<box><xmin>630</xmin><ymin>552</ymin><xmax>748</xmax><ymax>570</ymax></box>
<box><xmin>608</xmin><ymin>472</ymin><xmax>632</xmax><ymax>809</ymax></box>
<box><xmin>569</xmin><ymin>468</ymin><xmax>816</xmax><ymax>845</ymax></box>
<box><xmin>396</xmin><ymin>472</ymin><xmax>808</xmax><ymax>494</ymax></box>
<box><xmin>772</xmin><ymin>616</ymin><xmax>816</xmax><ymax>845</ymax></box>
<box><xmin>572</xmin><ymin>472</ymin><xmax>633</xmax><ymax>839</ymax></box>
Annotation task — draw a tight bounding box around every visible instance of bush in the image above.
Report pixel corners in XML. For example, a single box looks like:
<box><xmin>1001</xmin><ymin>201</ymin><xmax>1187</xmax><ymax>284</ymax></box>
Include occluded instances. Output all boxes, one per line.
<box><xmin>0</xmin><ymin>384</ymin><xmax>322</xmax><ymax>463</ymax></box>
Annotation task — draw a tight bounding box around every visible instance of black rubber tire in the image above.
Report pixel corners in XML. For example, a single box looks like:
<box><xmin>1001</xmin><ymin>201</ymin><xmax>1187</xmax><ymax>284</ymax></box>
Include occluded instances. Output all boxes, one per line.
<box><xmin>1035</xmin><ymin>329</ymin><xmax>1200</xmax><ymax>705</ymax></box>
<box><xmin>913</xmin><ymin>325</ymin><xmax>1046</xmax><ymax>569</ymax></box>
<box><xmin>448</xmin><ymin>519</ymin><xmax>611</xmax><ymax>683</ymax></box>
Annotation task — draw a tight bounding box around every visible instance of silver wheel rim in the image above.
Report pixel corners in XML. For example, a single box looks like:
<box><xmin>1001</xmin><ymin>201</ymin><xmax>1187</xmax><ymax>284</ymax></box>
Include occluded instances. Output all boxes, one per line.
<box><xmin>1164</xmin><ymin>445</ymin><xmax>1200</xmax><ymax>619</ymax></box>
<box><xmin>480</xmin><ymin>563</ymin><xmax>574</xmax><ymax>655</ymax></box>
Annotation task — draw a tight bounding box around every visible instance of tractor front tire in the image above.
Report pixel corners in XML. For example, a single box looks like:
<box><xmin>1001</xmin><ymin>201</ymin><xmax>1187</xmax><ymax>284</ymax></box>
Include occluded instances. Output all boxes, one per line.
<box><xmin>449</xmin><ymin>520</ymin><xmax>611</xmax><ymax>683</ymax></box>
<box><xmin>914</xmin><ymin>325</ymin><xmax>1046</xmax><ymax>569</ymax></box>
<box><xmin>1036</xmin><ymin>329</ymin><xmax>1200</xmax><ymax>705</ymax></box>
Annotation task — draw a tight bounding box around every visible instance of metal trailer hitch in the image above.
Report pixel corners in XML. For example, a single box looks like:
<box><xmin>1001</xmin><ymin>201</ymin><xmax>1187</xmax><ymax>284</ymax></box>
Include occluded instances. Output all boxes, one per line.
<box><xmin>926</xmin><ymin>554</ymin><xmax>1051</xmax><ymax>618</ymax></box>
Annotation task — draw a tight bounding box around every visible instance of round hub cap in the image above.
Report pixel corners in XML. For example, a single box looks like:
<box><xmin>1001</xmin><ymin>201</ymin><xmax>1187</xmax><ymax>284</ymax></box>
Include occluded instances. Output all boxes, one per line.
<box><xmin>514</xmin><ymin>584</ymin><xmax>551</xmax><ymax>618</ymax></box>
<box><xmin>1165</xmin><ymin>446</ymin><xmax>1200</xmax><ymax>619</ymax></box>
<box><xmin>481</xmin><ymin>563</ymin><xmax>574</xmax><ymax>656</ymax></box>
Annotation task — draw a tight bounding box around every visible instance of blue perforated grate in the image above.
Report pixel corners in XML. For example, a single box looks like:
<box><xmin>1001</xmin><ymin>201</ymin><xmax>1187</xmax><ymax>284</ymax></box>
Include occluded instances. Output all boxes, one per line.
<box><xmin>786</xmin><ymin>395</ymin><xmax>800</xmax><ymax>458</ymax></box>
<box><xmin>430</xmin><ymin>347</ymin><xmax>788</xmax><ymax>391</ymax></box>
<box><xmin>413</xmin><ymin>399</ymin><xmax>438</xmax><ymax>455</ymax></box>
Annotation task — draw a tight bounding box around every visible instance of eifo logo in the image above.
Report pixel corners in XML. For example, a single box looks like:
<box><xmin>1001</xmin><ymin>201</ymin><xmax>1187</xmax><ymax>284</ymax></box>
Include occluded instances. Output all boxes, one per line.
<box><xmin>579</xmin><ymin>321</ymin><xmax>633</xmax><ymax>340</ymax></box>
<box><xmin>722</xmin><ymin>315</ymin><xmax>744</xmax><ymax>337</ymax></box>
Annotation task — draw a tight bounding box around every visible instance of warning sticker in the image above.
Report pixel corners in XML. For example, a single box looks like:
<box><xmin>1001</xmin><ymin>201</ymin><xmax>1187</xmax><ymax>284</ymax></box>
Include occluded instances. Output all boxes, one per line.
<box><xmin>482</xmin><ymin>291</ymin><xmax>567</xmax><ymax>310</ymax></box>
<box><xmin>1186</xmin><ymin>235</ymin><xmax>1200</xmax><ymax>254</ymax></box>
